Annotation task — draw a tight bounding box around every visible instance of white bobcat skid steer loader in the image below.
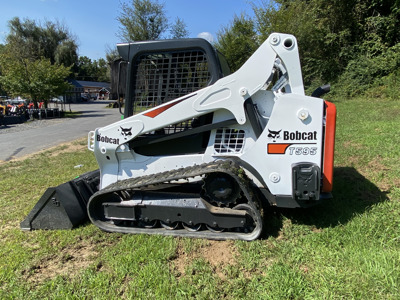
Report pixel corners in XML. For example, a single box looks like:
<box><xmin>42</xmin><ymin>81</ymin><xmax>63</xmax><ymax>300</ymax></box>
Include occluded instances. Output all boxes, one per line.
<box><xmin>21</xmin><ymin>33</ymin><xmax>336</xmax><ymax>241</ymax></box>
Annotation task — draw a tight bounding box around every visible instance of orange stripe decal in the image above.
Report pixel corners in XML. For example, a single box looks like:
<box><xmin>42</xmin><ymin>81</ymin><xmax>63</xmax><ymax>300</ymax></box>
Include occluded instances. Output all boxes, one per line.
<box><xmin>143</xmin><ymin>94</ymin><xmax>196</xmax><ymax>118</ymax></box>
<box><xmin>267</xmin><ymin>143</ymin><xmax>292</xmax><ymax>154</ymax></box>
<box><xmin>144</xmin><ymin>99</ymin><xmax>184</xmax><ymax>118</ymax></box>
<box><xmin>322</xmin><ymin>100</ymin><xmax>337</xmax><ymax>192</ymax></box>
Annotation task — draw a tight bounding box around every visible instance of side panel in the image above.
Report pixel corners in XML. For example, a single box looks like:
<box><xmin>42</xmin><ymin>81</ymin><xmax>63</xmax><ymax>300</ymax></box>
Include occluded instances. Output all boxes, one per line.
<box><xmin>240</xmin><ymin>93</ymin><xmax>325</xmax><ymax>196</ymax></box>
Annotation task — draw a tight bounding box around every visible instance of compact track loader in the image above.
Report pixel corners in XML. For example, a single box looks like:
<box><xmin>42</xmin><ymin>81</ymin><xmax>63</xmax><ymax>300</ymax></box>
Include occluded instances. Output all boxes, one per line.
<box><xmin>21</xmin><ymin>33</ymin><xmax>336</xmax><ymax>241</ymax></box>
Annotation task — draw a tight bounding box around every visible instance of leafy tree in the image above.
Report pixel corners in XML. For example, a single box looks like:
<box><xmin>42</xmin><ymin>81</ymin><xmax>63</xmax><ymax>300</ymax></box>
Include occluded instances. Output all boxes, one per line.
<box><xmin>117</xmin><ymin>0</ymin><xmax>168</xmax><ymax>41</ymax></box>
<box><xmin>76</xmin><ymin>56</ymin><xmax>97</xmax><ymax>81</ymax></box>
<box><xmin>251</xmin><ymin>0</ymin><xmax>400</xmax><ymax>94</ymax></box>
<box><xmin>96</xmin><ymin>58</ymin><xmax>110</xmax><ymax>82</ymax></box>
<box><xmin>55</xmin><ymin>40</ymin><xmax>79</xmax><ymax>67</ymax></box>
<box><xmin>0</xmin><ymin>18</ymin><xmax>76</xmax><ymax>106</ymax></box>
<box><xmin>253</xmin><ymin>0</ymin><xmax>349</xmax><ymax>88</ymax></box>
<box><xmin>75</xmin><ymin>56</ymin><xmax>110</xmax><ymax>82</ymax></box>
<box><xmin>0</xmin><ymin>54</ymin><xmax>71</xmax><ymax>107</ymax></box>
<box><xmin>215</xmin><ymin>14</ymin><xmax>259</xmax><ymax>72</ymax></box>
<box><xmin>170</xmin><ymin>17</ymin><xmax>189</xmax><ymax>39</ymax></box>
<box><xmin>105</xmin><ymin>45</ymin><xmax>121</xmax><ymax>63</ymax></box>
<box><xmin>6</xmin><ymin>17</ymin><xmax>78</xmax><ymax>67</ymax></box>
<box><xmin>117</xmin><ymin>0</ymin><xmax>189</xmax><ymax>42</ymax></box>
<box><xmin>0</xmin><ymin>44</ymin><xmax>6</xmax><ymax>96</ymax></box>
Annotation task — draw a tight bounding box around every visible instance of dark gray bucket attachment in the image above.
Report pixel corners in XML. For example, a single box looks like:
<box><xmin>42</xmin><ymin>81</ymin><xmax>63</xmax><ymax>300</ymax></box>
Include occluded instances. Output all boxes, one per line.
<box><xmin>20</xmin><ymin>169</ymin><xmax>100</xmax><ymax>230</ymax></box>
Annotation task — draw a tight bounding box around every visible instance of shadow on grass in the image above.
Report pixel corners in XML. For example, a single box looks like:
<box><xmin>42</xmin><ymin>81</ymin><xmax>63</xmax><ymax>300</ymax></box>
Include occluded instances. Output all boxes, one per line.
<box><xmin>262</xmin><ymin>167</ymin><xmax>389</xmax><ymax>238</ymax></box>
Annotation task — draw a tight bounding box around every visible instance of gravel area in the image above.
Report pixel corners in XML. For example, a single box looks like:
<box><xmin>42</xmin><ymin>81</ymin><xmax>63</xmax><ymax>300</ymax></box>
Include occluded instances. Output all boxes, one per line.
<box><xmin>0</xmin><ymin>102</ymin><xmax>121</xmax><ymax>162</ymax></box>
<box><xmin>0</xmin><ymin>118</ymin><xmax>71</xmax><ymax>134</ymax></box>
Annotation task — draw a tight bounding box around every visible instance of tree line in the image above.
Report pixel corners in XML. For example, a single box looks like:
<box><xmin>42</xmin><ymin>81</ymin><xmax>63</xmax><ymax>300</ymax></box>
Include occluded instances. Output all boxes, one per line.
<box><xmin>215</xmin><ymin>0</ymin><xmax>400</xmax><ymax>98</ymax></box>
<box><xmin>0</xmin><ymin>0</ymin><xmax>189</xmax><ymax>107</ymax></box>
<box><xmin>1</xmin><ymin>0</ymin><xmax>399</xmax><ymax>105</ymax></box>
<box><xmin>0</xmin><ymin>17</ymin><xmax>115</xmax><ymax>107</ymax></box>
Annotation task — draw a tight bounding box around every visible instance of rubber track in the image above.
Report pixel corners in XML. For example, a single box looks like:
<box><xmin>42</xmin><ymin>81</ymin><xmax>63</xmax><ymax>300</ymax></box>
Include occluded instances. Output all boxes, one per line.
<box><xmin>88</xmin><ymin>160</ymin><xmax>263</xmax><ymax>241</ymax></box>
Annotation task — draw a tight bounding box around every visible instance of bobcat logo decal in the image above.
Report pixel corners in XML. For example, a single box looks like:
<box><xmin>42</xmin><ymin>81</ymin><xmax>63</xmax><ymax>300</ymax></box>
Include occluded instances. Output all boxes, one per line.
<box><xmin>268</xmin><ymin>129</ymin><xmax>281</xmax><ymax>142</ymax></box>
<box><xmin>120</xmin><ymin>126</ymin><xmax>132</xmax><ymax>136</ymax></box>
<box><xmin>119</xmin><ymin>126</ymin><xmax>133</xmax><ymax>141</ymax></box>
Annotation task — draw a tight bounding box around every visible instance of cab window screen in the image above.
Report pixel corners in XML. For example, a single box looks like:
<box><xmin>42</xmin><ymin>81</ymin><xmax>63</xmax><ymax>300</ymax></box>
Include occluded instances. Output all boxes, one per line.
<box><xmin>132</xmin><ymin>50</ymin><xmax>211</xmax><ymax>114</ymax></box>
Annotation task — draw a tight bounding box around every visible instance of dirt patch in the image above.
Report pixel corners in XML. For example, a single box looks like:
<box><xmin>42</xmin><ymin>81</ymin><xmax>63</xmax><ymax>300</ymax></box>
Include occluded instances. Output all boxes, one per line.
<box><xmin>311</xmin><ymin>226</ymin><xmax>323</xmax><ymax>233</ymax></box>
<box><xmin>338</xmin><ymin>153</ymin><xmax>398</xmax><ymax>196</ymax></box>
<box><xmin>0</xmin><ymin>223</ymin><xmax>17</xmax><ymax>232</ymax></box>
<box><xmin>25</xmin><ymin>242</ymin><xmax>98</xmax><ymax>284</ymax></box>
<box><xmin>358</xmin><ymin>156</ymin><xmax>398</xmax><ymax>193</ymax></box>
<box><xmin>0</xmin><ymin>138</ymin><xmax>86</xmax><ymax>165</ymax></box>
<box><xmin>342</xmin><ymin>141</ymin><xmax>364</xmax><ymax>150</ymax></box>
<box><xmin>47</xmin><ymin>141</ymin><xmax>86</xmax><ymax>158</ymax></box>
<box><xmin>366</xmin><ymin>157</ymin><xmax>390</xmax><ymax>173</ymax></box>
<box><xmin>380</xmin><ymin>177</ymin><xmax>400</xmax><ymax>193</ymax></box>
<box><xmin>345</xmin><ymin>155</ymin><xmax>361</xmax><ymax>166</ymax></box>
<box><xmin>171</xmin><ymin>240</ymin><xmax>238</xmax><ymax>279</ymax></box>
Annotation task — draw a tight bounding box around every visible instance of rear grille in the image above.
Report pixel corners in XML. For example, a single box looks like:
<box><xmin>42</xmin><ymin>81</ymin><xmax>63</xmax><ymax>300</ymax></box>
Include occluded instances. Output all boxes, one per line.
<box><xmin>132</xmin><ymin>50</ymin><xmax>211</xmax><ymax>114</ymax></box>
<box><xmin>214</xmin><ymin>128</ymin><xmax>245</xmax><ymax>154</ymax></box>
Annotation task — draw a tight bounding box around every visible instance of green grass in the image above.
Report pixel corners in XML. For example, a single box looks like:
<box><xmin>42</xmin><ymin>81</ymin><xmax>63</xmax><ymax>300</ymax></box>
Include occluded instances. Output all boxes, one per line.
<box><xmin>1</xmin><ymin>98</ymin><xmax>400</xmax><ymax>299</ymax></box>
<box><xmin>62</xmin><ymin>111</ymin><xmax>82</xmax><ymax>118</ymax></box>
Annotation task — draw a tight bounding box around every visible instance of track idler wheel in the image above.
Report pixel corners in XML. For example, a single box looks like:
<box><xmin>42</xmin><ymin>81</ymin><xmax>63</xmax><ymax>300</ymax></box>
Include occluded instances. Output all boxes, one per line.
<box><xmin>202</xmin><ymin>172</ymin><xmax>240</xmax><ymax>207</ymax></box>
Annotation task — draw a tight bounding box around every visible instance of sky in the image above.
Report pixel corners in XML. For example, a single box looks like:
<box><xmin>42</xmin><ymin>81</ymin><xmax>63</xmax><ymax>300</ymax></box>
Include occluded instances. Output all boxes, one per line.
<box><xmin>0</xmin><ymin>0</ymin><xmax>256</xmax><ymax>60</ymax></box>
